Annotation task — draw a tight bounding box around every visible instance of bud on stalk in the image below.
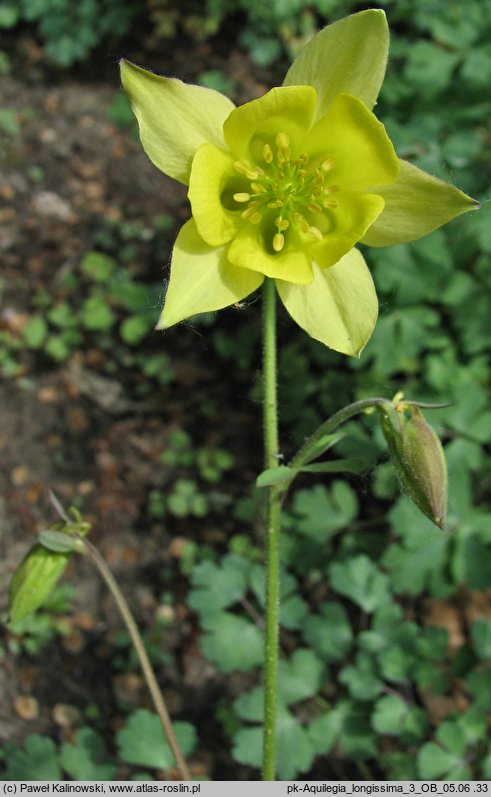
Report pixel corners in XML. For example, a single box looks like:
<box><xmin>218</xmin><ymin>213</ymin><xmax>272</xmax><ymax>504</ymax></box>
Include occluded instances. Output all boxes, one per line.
<box><xmin>381</xmin><ymin>401</ymin><xmax>447</xmax><ymax>529</ymax></box>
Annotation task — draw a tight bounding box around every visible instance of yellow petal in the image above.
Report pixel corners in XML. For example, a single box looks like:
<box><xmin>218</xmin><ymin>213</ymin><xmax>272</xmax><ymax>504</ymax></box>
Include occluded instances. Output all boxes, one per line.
<box><xmin>189</xmin><ymin>143</ymin><xmax>242</xmax><ymax>247</ymax></box>
<box><xmin>276</xmin><ymin>249</ymin><xmax>378</xmax><ymax>356</ymax></box>
<box><xmin>223</xmin><ymin>85</ymin><xmax>317</xmax><ymax>163</ymax></box>
<box><xmin>312</xmin><ymin>192</ymin><xmax>385</xmax><ymax>269</ymax></box>
<box><xmin>301</xmin><ymin>94</ymin><xmax>399</xmax><ymax>191</ymax></box>
<box><xmin>159</xmin><ymin>220</ymin><xmax>264</xmax><ymax>328</ymax></box>
<box><xmin>227</xmin><ymin>224</ymin><xmax>313</xmax><ymax>284</ymax></box>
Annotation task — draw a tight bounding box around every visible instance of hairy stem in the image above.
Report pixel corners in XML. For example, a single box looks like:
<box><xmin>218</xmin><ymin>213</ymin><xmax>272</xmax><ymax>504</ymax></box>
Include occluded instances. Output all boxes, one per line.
<box><xmin>262</xmin><ymin>278</ymin><xmax>282</xmax><ymax>781</ymax></box>
<box><xmin>80</xmin><ymin>537</ymin><xmax>191</xmax><ymax>781</ymax></box>
<box><xmin>289</xmin><ymin>397</ymin><xmax>392</xmax><ymax>472</ymax></box>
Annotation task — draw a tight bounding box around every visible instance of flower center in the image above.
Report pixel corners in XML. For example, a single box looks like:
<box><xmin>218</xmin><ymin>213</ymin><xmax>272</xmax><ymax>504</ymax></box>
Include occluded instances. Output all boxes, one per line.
<box><xmin>232</xmin><ymin>132</ymin><xmax>339</xmax><ymax>253</ymax></box>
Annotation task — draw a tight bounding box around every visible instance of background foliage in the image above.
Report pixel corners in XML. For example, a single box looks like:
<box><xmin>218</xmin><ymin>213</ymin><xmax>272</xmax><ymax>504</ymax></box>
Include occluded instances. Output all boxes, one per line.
<box><xmin>2</xmin><ymin>0</ymin><xmax>491</xmax><ymax>782</ymax></box>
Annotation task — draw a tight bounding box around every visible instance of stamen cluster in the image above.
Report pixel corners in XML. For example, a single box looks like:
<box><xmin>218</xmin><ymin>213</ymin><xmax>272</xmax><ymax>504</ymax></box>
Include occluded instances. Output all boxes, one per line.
<box><xmin>233</xmin><ymin>132</ymin><xmax>339</xmax><ymax>252</ymax></box>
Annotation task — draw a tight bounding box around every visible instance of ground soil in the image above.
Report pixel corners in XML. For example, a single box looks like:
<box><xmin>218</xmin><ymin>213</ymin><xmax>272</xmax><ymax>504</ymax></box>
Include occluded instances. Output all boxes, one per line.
<box><xmin>0</xmin><ymin>30</ymin><xmax>276</xmax><ymax>779</ymax></box>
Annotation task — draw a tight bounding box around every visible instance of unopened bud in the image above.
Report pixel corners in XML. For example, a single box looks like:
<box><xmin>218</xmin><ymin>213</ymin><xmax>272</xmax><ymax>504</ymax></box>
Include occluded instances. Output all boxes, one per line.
<box><xmin>381</xmin><ymin>401</ymin><xmax>447</xmax><ymax>529</ymax></box>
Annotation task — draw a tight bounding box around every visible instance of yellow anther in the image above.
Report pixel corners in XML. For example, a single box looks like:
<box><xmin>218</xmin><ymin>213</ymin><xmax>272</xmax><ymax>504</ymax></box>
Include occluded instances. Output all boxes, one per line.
<box><xmin>241</xmin><ymin>204</ymin><xmax>260</xmax><ymax>220</ymax></box>
<box><xmin>234</xmin><ymin>160</ymin><xmax>250</xmax><ymax>175</ymax></box>
<box><xmin>293</xmin><ymin>213</ymin><xmax>310</xmax><ymax>234</ymax></box>
<box><xmin>273</xmin><ymin>233</ymin><xmax>285</xmax><ymax>252</ymax></box>
<box><xmin>325</xmin><ymin>184</ymin><xmax>340</xmax><ymax>193</ymax></box>
<box><xmin>249</xmin><ymin>211</ymin><xmax>263</xmax><ymax>224</ymax></box>
<box><xmin>234</xmin><ymin>160</ymin><xmax>259</xmax><ymax>180</ymax></box>
<box><xmin>268</xmin><ymin>200</ymin><xmax>283</xmax><ymax>209</ymax></box>
<box><xmin>250</xmin><ymin>182</ymin><xmax>267</xmax><ymax>194</ymax></box>
<box><xmin>263</xmin><ymin>144</ymin><xmax>273</xmax><ymax>164</ymax></box>
<box><xmin>323</xmin><ymin>199</ymin><xmax>338</xmax><ymax>209</ymax></box>
<box><xmin>275</xmin><ymin>132</ymin><xmax>290</xmax><ymax>150</ymax></box>
<box><xmin>298</xmin><ymin>153</ymin><xmax>309</xmax><ymax>164</ymax></box>
<box><xmin>309</xmin><ymin>226</ymin><xmax>323</xmax><ymax>241</ymax></box>
<box><xmin>321</xmin><ymin>158</ymin><xmax>334</xmax><ymax>172</ymax></box>
<box><xmin>274</xmin><ymin>217</ymin><xmax>289</xmax><ymax>231</ymax></box>
<box><xmin>233</xmin><ymin>192</ymin><xmax>251</xmax><ymax>203</ymax></box>
<box><xmin>308</xmin><ymin>201</ymin><xmax>322</xmax><ymax>214</ymax></box>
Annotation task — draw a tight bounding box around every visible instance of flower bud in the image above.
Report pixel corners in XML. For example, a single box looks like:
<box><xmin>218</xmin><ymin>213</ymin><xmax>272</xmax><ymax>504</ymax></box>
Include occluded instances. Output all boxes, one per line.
<box><xmin>381</xmin><ymin>401</ymin><xmax>447</xmax><ymax>529</ymax></box>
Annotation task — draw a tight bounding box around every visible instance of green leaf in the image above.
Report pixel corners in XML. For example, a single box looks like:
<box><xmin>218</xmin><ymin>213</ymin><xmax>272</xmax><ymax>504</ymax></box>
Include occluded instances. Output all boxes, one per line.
<box><xmin>382</xmin><ymin>497</ymin><xmax>449</xmax><ymax>597</ymax></box>
<box><xmin>4</xmin><ymin>735</ymin><xmax>61</xmax><ymax>780</ymax></box>
<box><xmin>60</xmin><ymin>728</ymin><xmax>116</xmax><ymax>780</ymax></box>
<box><xmin>417</xmin><ymin>742</ymin><xmax>464</xmax><ymax>780</ymax></box>
<box><xmin>371</xmin><ymin>695</ymin><xmax>427</xmax><ymax>741</ymax></box>
<box><xmin>233</xmin><ymin>706</ymin><xmax>314</xmax><ymax>779</ymax></box>
<box><xmin>201</xmin><ymin>612</ymin><xmax>263</xmax><ymax>672</ymax></box>
<box><xmin>371</xmin><ymin>695</ymin><xmax>407</xmax><ymax>735</ymax></box>
<box><xmin>470</xmin><ymin>618</ymin><xmax>491</xmax><ymax>660</ymax></box>
<box><xmin>297</xmin><ymin>431</ymin><xmax>344</xmax><ymax>466</ymax></box>
<box><xmin>404</xmin><ymin>41</ymin><xmax>461</xmax><ymax>94</ymax></box>
<box><xmin>308</xmin><ymin>703</ymin><xmax>348</xmax><ymax>756</ymax></box>
<box><xmin>303</xmin><ymin>601</ymin><xmax>353</xmax><ymax>663</ymax></box>
<box><xmin>80</xmin><ymin>251</ymin><xmax>116</xmax><ymax>282</ymax></box>
<box><xmin>452</xmin><ymin>534</ymin><xmax>491</xmax><ymax>591</ymax></box>
<box><xmin>329</xmin><ymin>554</ymin><xmax>390</xmax><ymax>612</ymax></box>
<box><xmin>116</xmin><ymin>709</ymin><xmax>196</xmax><ymax>769</ymax></box>
<box><xmin>300</xmin><ymin>458</ymin><xmax>366</xmax><ymax>474</ymax></box>
<box><xmin>280</xmin><ymin>592</ymin><xmax>308</xmax><ymax>630</ymax></box>
<box><xmin>256</xmin><ymin>457</ymin><xmax>364</xmax><ymax>487</ymax></box>
<box><xmin>339</xmin><ymin>703</ymin><xmax>377</xmax><ymax>759</ymax></box>
<box><xmin>38</xmin><ymin>530</ymin><xmax>81</xmax><ymax>553</ymax></box>
<box><xmin>340</xmin><ymin>652</ymin><xmax>384</xmax><ymax>701</ymax></box>
<box><xmin>120</xmin><ymin>314</ymin><xmax>154</xmax><ymax>345</ymax></box>
<box><xmin>9</xmin><ymin>544</ymin><xmax>71</xmax><ymax>624</ymax></box>
<box><xmin>0</xmin><ymin>4</ymin><xmax>19</xmax><ymax>28</ymax></box>
<box><xmin>291</xmin><ymin>481</ymin><xmax>358</xmax><ymax>540</ymax></box>
<box><xmin>188</xmin><ymin>554</ymin><xmax>249</xmax><ymax>615</ymax></box>
<box><xmin>81</xmin><ymin>295</ymin><xmax>115</xmax><ymax>331</ymax></box>
<box><xmin>277</xmin><ymin>648</ymin><xmax>324</xmax><ymax>705</ymax></box>
<box><xmin>22</xmin><ymin>316</ymin><xmax>48</xmax><ymax>348</ymax></box>
<box><xmin>256</xmin><ymin>465</ymin><xmax>295</xmax><ymax>487</ymax></box>
<box><xmin>231</xmin><ymin>726</ymin><xmax>262</xmax><ymax>771</ymax></box>
<box><xmin>234</xmin><ymin>649</ymin><xmax>323</xmax><ymax>713</ymax></box>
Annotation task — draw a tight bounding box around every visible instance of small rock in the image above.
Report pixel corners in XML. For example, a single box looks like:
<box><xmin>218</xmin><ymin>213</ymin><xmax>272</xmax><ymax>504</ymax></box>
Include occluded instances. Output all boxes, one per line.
<box><xmin>52</xmin><ymin>703</ymin><xmax>81</xmax><ymax>728</ymax></box>
<box><xmin>11</xmin><ymin>465</ymin><xmax>30</xmax><ymax>487</ymax></box>
<box><xmin>14</xmin><ymin>695</ymin><xmax>39</xmax><ymax>721</ymax></box>
<box><xmin>32</xmin><ymin>191</ymin><xmax>73</xmax><ymax>221</ymax></box>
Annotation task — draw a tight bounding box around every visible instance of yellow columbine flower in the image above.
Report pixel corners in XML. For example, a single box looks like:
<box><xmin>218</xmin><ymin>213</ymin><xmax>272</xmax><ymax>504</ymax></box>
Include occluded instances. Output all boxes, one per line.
<box><xmin>121</xmin><ymin>10</ymin><xmax>477</xmax><ymax>356</ymax></box>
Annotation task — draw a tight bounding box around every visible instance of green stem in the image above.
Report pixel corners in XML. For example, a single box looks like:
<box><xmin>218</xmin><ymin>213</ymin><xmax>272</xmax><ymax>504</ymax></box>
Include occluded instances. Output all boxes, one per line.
<box><xmin>262</xmin><ymin>278</ymin><xmax>282</xmax><ymax>781</ymax></box>
<box><xmin>80</xmin><ymin>537</ymin><xmax>191</xmax><ymax>781</ymax></box>
<box><xmin>289</xmin><ymin>397</ymin><xmax>392</xmax><ymax>473</ymax></box>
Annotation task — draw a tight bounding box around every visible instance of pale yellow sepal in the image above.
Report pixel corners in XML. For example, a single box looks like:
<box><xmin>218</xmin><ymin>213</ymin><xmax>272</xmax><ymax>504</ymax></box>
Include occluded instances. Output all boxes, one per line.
<box><xmin>120</xmin><ymin>60</ymin><xmax>235</xmax><ymax>185</ymax></box>
<box><xmin>276</xmin><ymin>249</ymin><xmax>378</xmax><ymax>356</ymax></box>
<box><xmin>283</xmin><ymin>10</ymin><xmax>389</xmax><ymax>120</ymax></box>
<box><xmin>158</xmin><ymin>220</ymin><xmax>264</xmax><ymax>328</ymax></box>
<box><xmin>361</xmin><ymin>159</ymin><xmax>479</xmax><ymax>247</ymax></box>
